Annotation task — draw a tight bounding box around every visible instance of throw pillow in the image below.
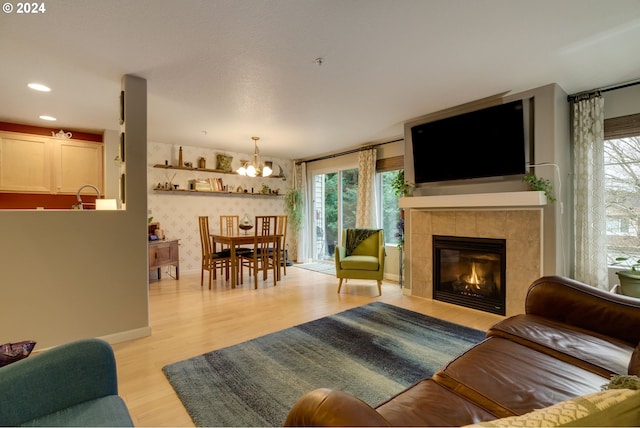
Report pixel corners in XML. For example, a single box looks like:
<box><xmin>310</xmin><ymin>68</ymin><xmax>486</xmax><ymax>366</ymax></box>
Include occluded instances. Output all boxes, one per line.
<box><xmin>0</xmin><ymin>340</ymin><xmax>36</xmax><ymax>367</ymax></box>
<box><xmin>216</xmin><ymin>154</ymin><xmax>233</xmax><ymax>172</ymax></box>
<box><xmin>466</xmin><ymin>388</ymin><xmax>640</xmax><ymax>427</ymax></box>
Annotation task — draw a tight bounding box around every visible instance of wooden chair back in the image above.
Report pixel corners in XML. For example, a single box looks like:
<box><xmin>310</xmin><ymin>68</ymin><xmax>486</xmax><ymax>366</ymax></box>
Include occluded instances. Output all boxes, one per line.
<box><xmin>255</xmin><ymin>215</ymin><xmax>278</xmax><ymax>249</ymax></box>
<box><xmin>198</xmin><ymin>216</ymin><xmax>213</xmax><ymax>260</ymax></box>
<box><xmin>248</xmin><ymin>215</ymin><xmax>278</xmax><ymax>288</ymax></box>
<box><xmin>276</xmin><ymin>215</ymin><xmax>288</xmax><ymax>274</ymax></box>
<box><xmin>220</xmin><ymin>215</ymin><xmax>240</xmax><ymax>235</ymax></box>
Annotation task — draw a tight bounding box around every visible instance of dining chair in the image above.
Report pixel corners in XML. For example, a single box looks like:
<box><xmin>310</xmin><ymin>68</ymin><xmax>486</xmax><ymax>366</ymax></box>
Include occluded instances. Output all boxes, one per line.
<box><xmin>239</xmin><ymin>215</ymin><xmax>279</xmax><ymax>289</ymax></box>
<box><xmin>274</xmin><ymin>215</ymin><xmax>288</xmax><ymax>276</ymax></box>
<box><xmin>219</xmin><ymin>215</ymin><xmax>251</xmax><ymax>283</ymax></box>
<box><xmin>198</xmin><ymin>216</ymin><xmax>232</xmax><ymax>289</ymax></box>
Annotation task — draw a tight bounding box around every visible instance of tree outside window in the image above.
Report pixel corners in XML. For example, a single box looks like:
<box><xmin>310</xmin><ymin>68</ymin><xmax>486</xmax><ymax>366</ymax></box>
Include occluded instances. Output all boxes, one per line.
<box><xmin>380</xmin><ymin>170</ymin><xmax>401</xmax><ymax>246</ymax></box>
<box><xmin>605</xmin><ymin>134</ymin><xmax>640</xmax><ymax>266</ymax></box>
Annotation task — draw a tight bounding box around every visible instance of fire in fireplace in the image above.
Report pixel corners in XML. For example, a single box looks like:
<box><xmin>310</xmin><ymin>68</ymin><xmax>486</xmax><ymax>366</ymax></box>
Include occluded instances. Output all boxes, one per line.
<box><xmin>433</xmin><ymin>235</ymin><xmax>506</xmax><ymax>315</ymax></box>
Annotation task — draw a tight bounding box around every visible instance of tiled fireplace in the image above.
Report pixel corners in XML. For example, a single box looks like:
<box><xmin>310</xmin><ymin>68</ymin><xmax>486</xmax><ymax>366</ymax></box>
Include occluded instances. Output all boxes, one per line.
<box><xmin>401</xmin><ymin>192</ymin><xmax>545</xmax><ymax>317</ymax></box>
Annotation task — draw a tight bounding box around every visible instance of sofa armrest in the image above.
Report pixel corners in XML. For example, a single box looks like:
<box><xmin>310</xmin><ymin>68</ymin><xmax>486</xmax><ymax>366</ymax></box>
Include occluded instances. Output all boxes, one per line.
<box><xmin>284</xmin><ymin>388</ymin><xmax>391</xmax><ymax>427</ymax></box>
<box><xmin>525</xmin><ymin>275</ymin><xmax>640</xmax><ymax>345</ymax></box>
<box><xmin>0</xmin><ymin>338</ymin><xmax>119</xmax><ymax>426</ymax></box>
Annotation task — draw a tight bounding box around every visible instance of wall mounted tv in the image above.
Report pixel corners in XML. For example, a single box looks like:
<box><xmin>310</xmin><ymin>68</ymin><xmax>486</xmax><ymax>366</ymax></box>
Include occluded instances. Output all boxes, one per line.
<box><xmin>411</xmin><ymin>99</ymin><xmax>529</xmax><ymax>184</ymax></box>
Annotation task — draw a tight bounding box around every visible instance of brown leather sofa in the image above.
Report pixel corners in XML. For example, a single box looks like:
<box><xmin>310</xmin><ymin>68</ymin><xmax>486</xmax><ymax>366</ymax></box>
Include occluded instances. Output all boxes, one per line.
<box><xmin>284</xmin><ymin>276</ymin><xmax>640</xmax><ymax>426</ymax></box>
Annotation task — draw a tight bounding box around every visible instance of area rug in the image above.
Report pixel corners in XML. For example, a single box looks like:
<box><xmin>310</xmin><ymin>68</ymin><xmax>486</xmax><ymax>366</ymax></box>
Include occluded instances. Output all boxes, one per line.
<box><xmin>162</xmin><ymin>302</ymin><xmax>485</xmax><ymax>427</ymax></box>
<box><xmin>293</xmin><ymin>261</ymin><xmax>335</xmax><ymax>275</ymax></box>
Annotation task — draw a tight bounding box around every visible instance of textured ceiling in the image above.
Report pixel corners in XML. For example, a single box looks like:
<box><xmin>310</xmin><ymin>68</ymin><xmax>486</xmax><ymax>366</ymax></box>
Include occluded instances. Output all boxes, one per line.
<box><xmin>1</xmin><ymin>0</ymin><xmax>639</xmax><ymax>159</ymax></box>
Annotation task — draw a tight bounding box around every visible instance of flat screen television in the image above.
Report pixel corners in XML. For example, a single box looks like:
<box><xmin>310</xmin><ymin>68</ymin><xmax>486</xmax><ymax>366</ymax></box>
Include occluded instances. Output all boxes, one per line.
<box><xmin>411</xmin><ymin>99</ymin><xmax>528</xmax><ymax>184</ymax></box>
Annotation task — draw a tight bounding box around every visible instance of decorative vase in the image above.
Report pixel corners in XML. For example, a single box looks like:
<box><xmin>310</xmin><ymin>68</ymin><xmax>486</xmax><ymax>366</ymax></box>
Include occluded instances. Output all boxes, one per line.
<box><xmin>239</xmin><ymin>214</ymin><xmax>253</xmax><ymax>235</ymax></box>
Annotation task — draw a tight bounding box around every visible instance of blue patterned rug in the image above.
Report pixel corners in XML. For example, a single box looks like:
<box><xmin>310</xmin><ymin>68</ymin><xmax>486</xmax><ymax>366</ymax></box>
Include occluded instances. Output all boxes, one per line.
<box><xmin>162</xmin><ymin>302</ymin><xmax>485</xmax><ymax>427</ymax></box>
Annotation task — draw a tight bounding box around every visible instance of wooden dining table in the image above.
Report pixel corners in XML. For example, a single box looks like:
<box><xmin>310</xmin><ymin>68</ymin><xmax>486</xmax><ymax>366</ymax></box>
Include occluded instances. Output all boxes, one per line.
<box><xmin>210</xmin><ymin>231</ymin><xmax>283</xmax><ymax>288</ymax></box>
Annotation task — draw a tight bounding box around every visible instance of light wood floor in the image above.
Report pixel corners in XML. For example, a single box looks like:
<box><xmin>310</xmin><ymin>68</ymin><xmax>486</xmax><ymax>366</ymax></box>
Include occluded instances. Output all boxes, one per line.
<box><xmin>112</xmin><ymin>265</ymin><xmax>504</xmax><ymax>427</ymax></box>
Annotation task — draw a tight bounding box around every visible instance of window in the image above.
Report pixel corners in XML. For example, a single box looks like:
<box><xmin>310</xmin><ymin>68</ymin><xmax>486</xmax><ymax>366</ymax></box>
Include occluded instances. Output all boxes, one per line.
<box><xmin>379</xmin><ymin>170</ymin><xmax>401</xmax><ymax>246</ymax></box>
<box><xmin>604</xmin><ymin>113</ymin><xmax>640</xmax><ymax>266</ymax></box>
<box><xmin>312</xmin><ymin>168</ymin><xmax>358</xmax><ymax>260</ymax></box>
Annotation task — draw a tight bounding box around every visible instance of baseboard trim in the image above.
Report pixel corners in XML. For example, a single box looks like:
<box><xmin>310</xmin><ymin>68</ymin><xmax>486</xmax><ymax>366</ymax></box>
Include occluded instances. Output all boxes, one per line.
<box><xmin>99</xmin><ymin>326</ymin><xmax>152</xmax><ymax>345</ymax></box>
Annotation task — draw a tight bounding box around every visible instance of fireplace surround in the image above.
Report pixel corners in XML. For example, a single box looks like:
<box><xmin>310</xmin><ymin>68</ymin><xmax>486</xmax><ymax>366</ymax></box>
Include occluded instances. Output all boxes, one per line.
<box><xmin>400</xmin><ymin>191</ymin><xmax>546</xmax><ymax>316</ymax></box>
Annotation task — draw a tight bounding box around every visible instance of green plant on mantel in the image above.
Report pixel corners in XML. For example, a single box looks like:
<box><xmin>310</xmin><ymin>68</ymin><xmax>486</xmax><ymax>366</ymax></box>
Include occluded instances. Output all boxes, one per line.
<box><xmin>523</xmin><ymin>174</ymin><xmax>556</xmax><ymax>203</ymax></box>
<box><xmin>391</xmin><ymin>169</ymin><xmax>414</xmax><ymax>197</ymax></box>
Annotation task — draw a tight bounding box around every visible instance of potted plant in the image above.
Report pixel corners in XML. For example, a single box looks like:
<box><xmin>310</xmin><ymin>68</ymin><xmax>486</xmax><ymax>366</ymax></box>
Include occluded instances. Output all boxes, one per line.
<box><xmin>523</xmin><ymin>174</ymin><xmax>556</xmax><ymax>203</ymax></box>
<box><xmin>390</xmin><ymin>169</ymin><xmax>411</xmax><ymax>286</ymax></box>
<box><xmin>614</xmin><ymin>257</ymin><xmax>640</xmax><ymax>298</ymax></box>
<box><xmin>284</xmin><ymin>188</ymin><xmax>303</xmax><ymax>234</ymax></box>
<box><xmin>390</xmin><ymin>169</ymin><xmax>413</xmax><ymax>197</ymax></box>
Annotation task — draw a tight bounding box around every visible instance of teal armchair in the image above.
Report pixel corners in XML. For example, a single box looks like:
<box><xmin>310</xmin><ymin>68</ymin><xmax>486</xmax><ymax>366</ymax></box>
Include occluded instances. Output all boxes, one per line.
<box><xmin>335</xmin><ymin>229</ymin><xmax>385</xmax><ymax>296</ymax></box>
<box><xmin>0</xmin><ymin>338</ymin><xmax>133</xmax><ymax>427</ymax></box>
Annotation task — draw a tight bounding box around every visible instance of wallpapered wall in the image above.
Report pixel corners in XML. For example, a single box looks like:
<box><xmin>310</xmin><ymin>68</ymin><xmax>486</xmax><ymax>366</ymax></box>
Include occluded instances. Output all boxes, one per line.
<box><xmin>148</xmin><ymin>141</ymin><xmax>293</xmax><ymax>275</ymax></box>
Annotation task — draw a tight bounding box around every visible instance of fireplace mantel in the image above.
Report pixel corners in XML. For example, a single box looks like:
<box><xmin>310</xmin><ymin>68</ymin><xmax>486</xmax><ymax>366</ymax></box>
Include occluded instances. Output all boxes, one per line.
<box><xmin>399</xmin><ymin>191</ymin><xmax>546</xmax><ymax>209</ymax></box>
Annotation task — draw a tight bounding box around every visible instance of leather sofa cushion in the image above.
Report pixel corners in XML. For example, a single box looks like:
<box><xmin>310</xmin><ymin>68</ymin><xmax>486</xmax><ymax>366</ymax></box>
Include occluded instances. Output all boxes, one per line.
<box><xmin>488</xmin><ymin>314</ymin><xmax>634</xmax><ymax>376</ymax></box>
<box><xmin>376</xmin><ymin>379</ymin><xmax>498</xmax><ymax>426</ymax></box>
<box><xmin>433</xmin><ymin>337</ymin><xmax>609</xmax><ymax>417</ymax></box>
<box><xmin>630</xmin><ymin>343</ymin><xmax>640</xmax><ymax>376</ymax></box>
<box><xmin>340</xmin><ymin>255</ymin><xmax>379</xmax><ymax>271</ymax></box>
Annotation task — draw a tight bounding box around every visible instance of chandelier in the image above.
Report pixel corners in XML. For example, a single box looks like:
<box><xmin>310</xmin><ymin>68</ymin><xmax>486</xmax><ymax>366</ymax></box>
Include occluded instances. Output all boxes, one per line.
<box><xmin>236</xmin><ymin>136</ymin><xmax>273</xmax><ymax>177</ymax></box>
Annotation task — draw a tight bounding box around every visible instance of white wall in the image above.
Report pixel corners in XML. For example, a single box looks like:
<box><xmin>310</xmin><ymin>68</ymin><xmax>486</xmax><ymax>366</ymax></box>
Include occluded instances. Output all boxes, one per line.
<box><xmin>0</xmin><ymin>75</ymin><xmax>150</xmax><ymax>349</ymax></box>
<box><xmin>604</xmin><ymin>85</ymin><xmax>640</xmax><ymax>119</ymax></box>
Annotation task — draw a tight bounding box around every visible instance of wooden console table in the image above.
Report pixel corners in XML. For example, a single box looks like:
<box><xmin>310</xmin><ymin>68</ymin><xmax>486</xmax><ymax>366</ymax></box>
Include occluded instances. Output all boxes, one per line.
<box><xmin>149</xmin><ymin>239</ymin><xmax>180</xmax><ymax>279</ymax></box>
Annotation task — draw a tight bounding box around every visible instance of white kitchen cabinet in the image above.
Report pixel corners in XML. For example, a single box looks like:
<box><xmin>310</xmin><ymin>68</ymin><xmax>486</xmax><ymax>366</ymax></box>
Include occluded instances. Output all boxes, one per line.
<box><xmin>0</xmin><ymin>132</ymin><xmax>51</xmax><ymax>192</ymax></box>
<box><xmin>54</xmin><ymin>139</ymin><xmax>104</xmax><ymax>194</ymax></box>
<box><xmin>0</xmin><ymin>131</ymin><xmax>104</xmax><ymax>194</ymax></box>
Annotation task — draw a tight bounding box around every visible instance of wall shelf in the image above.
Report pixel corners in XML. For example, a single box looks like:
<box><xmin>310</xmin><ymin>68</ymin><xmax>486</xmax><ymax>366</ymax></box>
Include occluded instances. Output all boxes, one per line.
<box><xmin>153</xmin><ymin>188</ymin><xmax>282</xmax><ymax>197</ymax></box>
<box><xmin>152</xmin><ymin>164</ymin><xmax>284</xmax><ymax>179</ymax></box>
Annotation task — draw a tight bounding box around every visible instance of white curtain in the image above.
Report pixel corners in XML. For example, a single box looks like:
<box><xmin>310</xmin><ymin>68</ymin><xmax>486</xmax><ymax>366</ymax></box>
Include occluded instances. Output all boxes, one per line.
<box><xmin>573</xmin><ymin>95</ymin><xmax>608</xmax><ymax>288</ymax></box>
<box><xmin>356</xmin><ymin>148</ymin><xmax>378</xmax><ymax>228</ymax></box>
<box><xmin>294</xmin><ymin>162</ymin><xmax>312</xmax><ymax>263</ymax></box>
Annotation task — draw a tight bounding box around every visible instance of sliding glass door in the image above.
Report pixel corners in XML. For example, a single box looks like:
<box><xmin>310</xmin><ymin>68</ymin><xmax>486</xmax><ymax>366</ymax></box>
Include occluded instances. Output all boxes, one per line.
<box><xmin>312</xmin><ymin>168</ymin><xmax>358</xmax><ymax>261</ymax></box>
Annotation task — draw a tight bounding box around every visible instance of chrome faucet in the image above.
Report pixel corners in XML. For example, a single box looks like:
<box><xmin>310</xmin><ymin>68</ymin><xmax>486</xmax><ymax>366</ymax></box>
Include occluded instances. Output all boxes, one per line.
<box><xmin>75</xmin><ymin>184</ymin><xmax>101</xmax><ymax>210</ymax></box>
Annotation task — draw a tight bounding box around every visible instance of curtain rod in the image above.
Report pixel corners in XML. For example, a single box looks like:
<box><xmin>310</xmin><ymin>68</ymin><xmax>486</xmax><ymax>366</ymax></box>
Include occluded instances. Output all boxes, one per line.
<box><xmin>297</xmin><ymin>137</ymin><xmax>404</xmax><ymax>165</ymax></box>
<box><xmin>567</xmin><ymin>78</ymin><xmax>640</xmax><ymax>102</ymax></box>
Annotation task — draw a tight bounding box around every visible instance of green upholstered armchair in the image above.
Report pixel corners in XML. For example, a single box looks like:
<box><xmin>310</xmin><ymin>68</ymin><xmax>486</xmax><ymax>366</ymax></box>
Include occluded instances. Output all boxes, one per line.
<box><xmin>0</xmin><ymin>338</ymin><xmax>133</xmax><ymax>427</ymax></box>
<box><xmin>335</xmin><ymin>229</ymin><xmax>385</xmax><ymax>296</ymax></box>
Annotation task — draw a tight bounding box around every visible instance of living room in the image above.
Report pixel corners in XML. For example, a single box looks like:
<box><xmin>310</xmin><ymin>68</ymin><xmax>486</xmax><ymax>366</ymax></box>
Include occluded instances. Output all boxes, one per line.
<box><xmin>2</xmin><ymin>1</ymin><xmax>640</xmax><ymax>426</ymax></box>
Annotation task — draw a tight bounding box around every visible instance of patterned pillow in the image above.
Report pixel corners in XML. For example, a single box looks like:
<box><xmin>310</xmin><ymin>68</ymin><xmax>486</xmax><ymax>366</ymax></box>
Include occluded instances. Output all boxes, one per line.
<box><xmin>0</xmin><ymin>340</ymin><xmax>36</xmax><ymax>367</ymax></box>
<box><xmin>466</xmin><ymin>388</ymin><xmax>640</xmax><ymax>427</ymax></box>
<box><xmin>216</xmin><ymin>154</ymin><xmax>233</xmax><ymax>172</ymax></box>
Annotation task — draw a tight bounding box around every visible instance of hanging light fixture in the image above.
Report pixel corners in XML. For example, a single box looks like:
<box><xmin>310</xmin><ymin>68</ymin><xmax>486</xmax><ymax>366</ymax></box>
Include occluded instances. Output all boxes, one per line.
<box><xmin>236</xmin><ymin>136</ymin><xmax>273</xmax><ymax>177</ymax></box>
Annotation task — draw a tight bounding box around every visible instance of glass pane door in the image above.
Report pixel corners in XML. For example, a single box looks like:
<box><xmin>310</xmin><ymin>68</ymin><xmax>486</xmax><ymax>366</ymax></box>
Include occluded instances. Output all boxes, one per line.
<box><xmin>312</xmin><ymin>168</ymin><xmax>358</xmax><ymax>261</ymax></box>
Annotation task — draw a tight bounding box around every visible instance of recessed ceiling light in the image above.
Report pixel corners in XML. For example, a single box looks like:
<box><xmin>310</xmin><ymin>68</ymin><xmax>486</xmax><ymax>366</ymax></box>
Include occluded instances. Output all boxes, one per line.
<box><xmin>39</xmin><ymin>115</ymin><xmax>56</xmax><ymax>121</ymax></box>
<box><xmin>28</xmin><ymin>83</ymin><xmax>51</xmax><ymax>92</ymax></box>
